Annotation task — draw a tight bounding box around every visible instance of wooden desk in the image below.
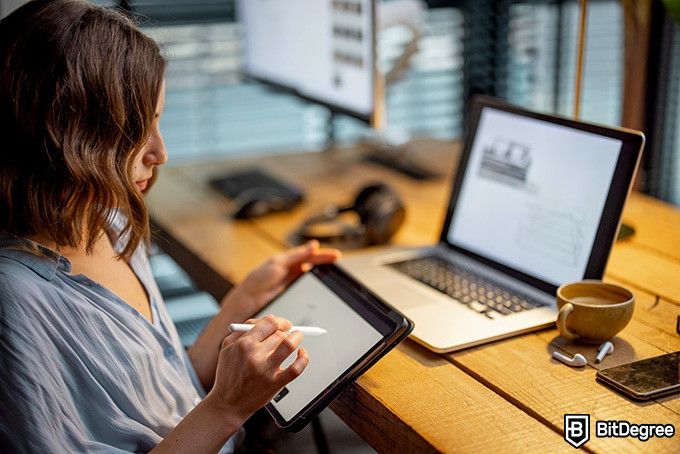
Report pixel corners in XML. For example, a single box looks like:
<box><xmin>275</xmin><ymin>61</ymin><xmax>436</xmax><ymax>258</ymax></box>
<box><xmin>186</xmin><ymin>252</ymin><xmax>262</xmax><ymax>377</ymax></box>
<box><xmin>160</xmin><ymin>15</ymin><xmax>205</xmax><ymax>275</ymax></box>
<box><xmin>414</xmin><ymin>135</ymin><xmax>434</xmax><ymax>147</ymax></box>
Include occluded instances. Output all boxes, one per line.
<box><xmin>147</xmin><ymin>139</ymin><xmax>680</xmax><ymax>453</ymax></box>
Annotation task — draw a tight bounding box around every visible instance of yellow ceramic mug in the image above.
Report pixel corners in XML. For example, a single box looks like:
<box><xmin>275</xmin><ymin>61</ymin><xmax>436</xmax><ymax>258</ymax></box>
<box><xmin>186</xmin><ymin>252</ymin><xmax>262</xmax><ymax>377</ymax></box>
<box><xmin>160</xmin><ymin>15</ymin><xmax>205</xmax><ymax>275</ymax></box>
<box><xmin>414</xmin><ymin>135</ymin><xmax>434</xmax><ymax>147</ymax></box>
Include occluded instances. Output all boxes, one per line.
<box><xmin>556</xmin><ymin>280</ymin><xmax>635</xmax><ymax>343</ymax></box>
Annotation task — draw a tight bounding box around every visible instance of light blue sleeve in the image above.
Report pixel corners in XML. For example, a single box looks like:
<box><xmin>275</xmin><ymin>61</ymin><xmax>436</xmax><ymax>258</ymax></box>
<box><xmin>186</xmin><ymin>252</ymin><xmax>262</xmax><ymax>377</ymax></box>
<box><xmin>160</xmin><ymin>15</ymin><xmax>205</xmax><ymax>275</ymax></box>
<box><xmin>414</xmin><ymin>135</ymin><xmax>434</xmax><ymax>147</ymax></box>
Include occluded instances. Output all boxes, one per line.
<box><xmin>0</xmin><ymin>270</ymin><xmax>126</xmax><ymax>453</ymax></box>
<box><xmin>0</xmin><ymin>245</ymin><xmax>239</xmax><ymax>453</ymax></box>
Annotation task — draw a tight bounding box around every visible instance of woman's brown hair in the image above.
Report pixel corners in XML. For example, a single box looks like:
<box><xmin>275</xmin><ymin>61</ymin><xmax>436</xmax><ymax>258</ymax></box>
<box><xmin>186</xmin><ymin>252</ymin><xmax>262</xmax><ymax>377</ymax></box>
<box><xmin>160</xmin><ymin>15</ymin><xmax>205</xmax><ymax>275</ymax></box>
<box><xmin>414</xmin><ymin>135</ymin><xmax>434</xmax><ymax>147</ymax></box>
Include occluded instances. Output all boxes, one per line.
<box><xmin>0</xmin><ymin>0</ymin><xmax>166</xmax><ymax>260</ymax></box>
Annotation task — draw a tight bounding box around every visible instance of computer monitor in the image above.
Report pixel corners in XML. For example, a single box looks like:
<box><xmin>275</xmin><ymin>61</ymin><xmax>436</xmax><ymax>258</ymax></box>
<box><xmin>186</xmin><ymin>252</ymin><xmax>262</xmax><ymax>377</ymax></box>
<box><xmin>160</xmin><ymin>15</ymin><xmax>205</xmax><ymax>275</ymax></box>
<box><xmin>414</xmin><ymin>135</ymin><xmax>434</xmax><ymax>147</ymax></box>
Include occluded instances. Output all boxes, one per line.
<box><xmin>236</xmin><ymin>0</ymin><xmax>384</xmax><ymax>129</ymax></box>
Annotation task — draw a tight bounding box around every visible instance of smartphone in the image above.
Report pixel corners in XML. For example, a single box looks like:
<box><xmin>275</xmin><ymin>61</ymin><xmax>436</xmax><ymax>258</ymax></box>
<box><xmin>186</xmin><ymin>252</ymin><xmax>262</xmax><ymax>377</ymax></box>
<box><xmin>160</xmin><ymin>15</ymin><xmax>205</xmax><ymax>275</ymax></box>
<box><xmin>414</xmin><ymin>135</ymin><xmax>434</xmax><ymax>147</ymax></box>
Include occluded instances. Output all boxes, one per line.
<box><xmin>596</xmin><ymin>352</ymin><xmax>680</xmax><ymax>401</ymax></box>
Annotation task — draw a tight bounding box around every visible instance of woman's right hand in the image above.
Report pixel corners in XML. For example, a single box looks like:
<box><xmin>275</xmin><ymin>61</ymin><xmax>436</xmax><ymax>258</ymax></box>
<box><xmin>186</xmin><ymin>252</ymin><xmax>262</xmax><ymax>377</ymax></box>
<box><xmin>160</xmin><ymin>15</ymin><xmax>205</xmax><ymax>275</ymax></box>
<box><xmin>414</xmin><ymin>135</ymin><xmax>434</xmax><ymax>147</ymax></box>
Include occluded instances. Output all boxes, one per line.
<box><xmin>203</xmin><ymin>315</ymin><xmax>309</xmax><ymax>424</ymax></box>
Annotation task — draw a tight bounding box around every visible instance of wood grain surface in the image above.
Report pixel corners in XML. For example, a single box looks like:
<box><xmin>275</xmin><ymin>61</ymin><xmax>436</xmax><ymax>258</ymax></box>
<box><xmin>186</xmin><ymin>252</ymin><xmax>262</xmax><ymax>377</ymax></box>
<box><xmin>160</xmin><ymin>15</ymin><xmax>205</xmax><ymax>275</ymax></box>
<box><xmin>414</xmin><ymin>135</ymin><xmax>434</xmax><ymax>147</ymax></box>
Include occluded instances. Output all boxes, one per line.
<box><xmin>147</xmin><ymin>139</ymin><xmax>680</xmax><ymax>453</ymax></box>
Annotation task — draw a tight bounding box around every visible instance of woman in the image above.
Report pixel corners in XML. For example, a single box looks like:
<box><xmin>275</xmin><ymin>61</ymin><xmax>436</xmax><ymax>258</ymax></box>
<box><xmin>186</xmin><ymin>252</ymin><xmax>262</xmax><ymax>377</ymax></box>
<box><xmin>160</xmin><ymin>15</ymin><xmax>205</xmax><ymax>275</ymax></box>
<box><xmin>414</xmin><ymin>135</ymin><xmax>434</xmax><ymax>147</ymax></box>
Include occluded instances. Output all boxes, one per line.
<box><xmin>0</xmin><ymin>1</ymin><xmax>340</xmax><ymax>452</ymax></box>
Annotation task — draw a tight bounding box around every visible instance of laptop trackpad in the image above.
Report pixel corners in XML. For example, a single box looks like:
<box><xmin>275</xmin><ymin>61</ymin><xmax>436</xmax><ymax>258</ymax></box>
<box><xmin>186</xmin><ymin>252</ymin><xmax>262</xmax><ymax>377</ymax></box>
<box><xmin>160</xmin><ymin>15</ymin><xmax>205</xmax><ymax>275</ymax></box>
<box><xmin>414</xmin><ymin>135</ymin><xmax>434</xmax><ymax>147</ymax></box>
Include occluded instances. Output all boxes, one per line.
<box><xmin>369</xmin><ymin>277</ymin><xmax>452</xmax><ymax>311</ymax></box>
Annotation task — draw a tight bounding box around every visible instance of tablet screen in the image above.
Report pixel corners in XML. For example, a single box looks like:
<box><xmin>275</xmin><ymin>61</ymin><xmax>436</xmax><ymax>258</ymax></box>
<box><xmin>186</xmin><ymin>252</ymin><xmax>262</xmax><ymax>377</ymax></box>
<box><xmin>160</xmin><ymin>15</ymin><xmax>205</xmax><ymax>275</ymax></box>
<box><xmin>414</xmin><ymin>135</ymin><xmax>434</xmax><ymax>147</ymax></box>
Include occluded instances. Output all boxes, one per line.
<box><xmin>255</xmin><ymin>272</ymin><xmax>384</xmax><ymax>421</ymax></box>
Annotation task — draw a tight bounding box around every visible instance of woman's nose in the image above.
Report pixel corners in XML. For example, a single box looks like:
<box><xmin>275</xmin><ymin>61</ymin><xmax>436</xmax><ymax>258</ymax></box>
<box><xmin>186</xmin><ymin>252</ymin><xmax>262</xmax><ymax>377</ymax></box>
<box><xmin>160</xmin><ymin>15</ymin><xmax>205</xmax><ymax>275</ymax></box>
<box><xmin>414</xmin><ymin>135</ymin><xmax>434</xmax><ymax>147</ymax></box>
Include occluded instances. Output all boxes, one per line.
<box><xmin>144</xmin><ymin>133</ymin><xmax>168</xmax><ymax>166</ymax></box>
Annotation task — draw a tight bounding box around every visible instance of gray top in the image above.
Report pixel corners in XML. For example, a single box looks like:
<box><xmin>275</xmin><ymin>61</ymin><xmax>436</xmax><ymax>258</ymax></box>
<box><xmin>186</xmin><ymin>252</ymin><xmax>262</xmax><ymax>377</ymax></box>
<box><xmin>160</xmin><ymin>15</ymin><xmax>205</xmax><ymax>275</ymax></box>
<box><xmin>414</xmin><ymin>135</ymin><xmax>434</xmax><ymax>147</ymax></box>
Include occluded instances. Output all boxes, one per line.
<box><xmin>0</xmin><ymin>229</ymin><xmax>237</xmax><ymax>453</ymax></box>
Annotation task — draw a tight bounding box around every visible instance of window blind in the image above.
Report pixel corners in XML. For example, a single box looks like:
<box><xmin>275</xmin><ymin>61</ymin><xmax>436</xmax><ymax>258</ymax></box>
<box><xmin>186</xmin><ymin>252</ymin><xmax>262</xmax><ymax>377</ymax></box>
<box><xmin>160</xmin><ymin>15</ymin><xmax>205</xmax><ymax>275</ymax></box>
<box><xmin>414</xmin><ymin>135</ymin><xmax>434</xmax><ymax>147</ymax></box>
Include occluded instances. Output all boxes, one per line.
<box><xmin>94</xmin><ymin>0</ymin><xmax>624</xmax><ymax>167</ymax></box>
<box><xmin>499</xmin><ymin>0</ymin><xmax>623</xmax><ymax>125</ymax></box>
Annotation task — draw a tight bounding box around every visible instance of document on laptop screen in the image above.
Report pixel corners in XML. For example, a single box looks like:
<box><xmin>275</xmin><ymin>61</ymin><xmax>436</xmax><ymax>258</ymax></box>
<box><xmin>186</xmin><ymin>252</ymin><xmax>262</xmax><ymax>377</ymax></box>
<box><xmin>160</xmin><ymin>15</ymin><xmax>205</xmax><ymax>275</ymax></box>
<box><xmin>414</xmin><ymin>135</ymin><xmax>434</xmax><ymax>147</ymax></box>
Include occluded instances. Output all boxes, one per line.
<box><xmin>447</xmin><ymin>107</ymin><xmax>622</xmax><ymax>286</ymax></box>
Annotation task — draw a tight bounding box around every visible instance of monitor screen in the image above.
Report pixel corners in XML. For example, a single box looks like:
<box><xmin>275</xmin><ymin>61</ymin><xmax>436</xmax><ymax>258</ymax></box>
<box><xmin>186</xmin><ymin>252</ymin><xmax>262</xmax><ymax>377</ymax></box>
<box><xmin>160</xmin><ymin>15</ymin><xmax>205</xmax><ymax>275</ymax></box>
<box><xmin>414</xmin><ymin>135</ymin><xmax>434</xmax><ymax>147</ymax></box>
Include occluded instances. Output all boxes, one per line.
<box><xmin>256</xmin><ymin>272</ymin><xmax>383</xmax><ymax>422</ymax></box>
<box><xmin>237</xmin><ymin>0</ymin><xmax>374</xmax><ymax>119</ymax></box>
<box><xmin>446</xmin><ymin>107</ymin><xmax>623</xmax><ymax>286</ymax></box>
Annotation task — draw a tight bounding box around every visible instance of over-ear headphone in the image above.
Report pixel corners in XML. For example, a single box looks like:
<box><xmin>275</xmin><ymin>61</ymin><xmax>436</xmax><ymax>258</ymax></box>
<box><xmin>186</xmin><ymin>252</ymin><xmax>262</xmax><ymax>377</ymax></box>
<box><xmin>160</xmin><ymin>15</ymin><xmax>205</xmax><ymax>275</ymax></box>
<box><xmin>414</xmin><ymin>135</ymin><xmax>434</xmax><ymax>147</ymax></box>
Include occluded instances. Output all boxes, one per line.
<box><xmin>292</xmin><ymin>183</ymin><xmax>406</xmax><ymax>248</ymax></box>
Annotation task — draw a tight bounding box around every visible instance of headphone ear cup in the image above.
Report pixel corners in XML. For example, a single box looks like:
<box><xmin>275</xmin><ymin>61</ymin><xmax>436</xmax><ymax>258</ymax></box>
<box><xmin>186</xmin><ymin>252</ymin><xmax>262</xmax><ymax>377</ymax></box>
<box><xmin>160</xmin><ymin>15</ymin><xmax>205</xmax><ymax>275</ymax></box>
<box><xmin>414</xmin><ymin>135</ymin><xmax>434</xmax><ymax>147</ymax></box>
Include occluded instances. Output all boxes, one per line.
<box><xmin>354</xmin><ymin>184</ymin><xmax>405</xmax><ymax>245</ymax></box>
<box><xmin>352</xmin><ymin>184</ymin><xmax>387</xmax><ymax>219</ymax></box>
<box><xmin>294</xmin><ymin>183</ymin><xmax>405</xmax><ymax>248</ymax></box>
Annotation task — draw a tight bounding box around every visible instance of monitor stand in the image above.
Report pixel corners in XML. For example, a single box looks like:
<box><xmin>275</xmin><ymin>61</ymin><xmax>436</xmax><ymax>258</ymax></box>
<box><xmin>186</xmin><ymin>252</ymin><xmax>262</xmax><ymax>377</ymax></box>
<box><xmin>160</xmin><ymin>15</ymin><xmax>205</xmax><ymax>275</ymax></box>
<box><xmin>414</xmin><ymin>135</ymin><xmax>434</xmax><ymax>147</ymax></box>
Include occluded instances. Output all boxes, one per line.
<box><xmin>361</xmin><ymin>130</ymin><xmax>443</xmax><ymax>180</ymax></box>
<box><xmin>323</xmin><ymin>112</ymin><xmax>442</xmax><ymax>181</ymax></box>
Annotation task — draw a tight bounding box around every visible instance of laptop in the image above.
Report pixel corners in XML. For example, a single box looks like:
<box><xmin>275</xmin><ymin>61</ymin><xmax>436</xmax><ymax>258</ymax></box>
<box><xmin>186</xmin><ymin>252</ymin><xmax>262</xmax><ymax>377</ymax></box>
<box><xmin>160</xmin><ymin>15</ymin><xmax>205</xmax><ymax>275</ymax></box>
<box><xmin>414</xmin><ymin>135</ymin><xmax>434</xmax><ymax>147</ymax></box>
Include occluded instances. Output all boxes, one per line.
<box><xmin>340</xmin><ymin>96</ymin><xmax>644</xmax><ymax>353</ymax></box>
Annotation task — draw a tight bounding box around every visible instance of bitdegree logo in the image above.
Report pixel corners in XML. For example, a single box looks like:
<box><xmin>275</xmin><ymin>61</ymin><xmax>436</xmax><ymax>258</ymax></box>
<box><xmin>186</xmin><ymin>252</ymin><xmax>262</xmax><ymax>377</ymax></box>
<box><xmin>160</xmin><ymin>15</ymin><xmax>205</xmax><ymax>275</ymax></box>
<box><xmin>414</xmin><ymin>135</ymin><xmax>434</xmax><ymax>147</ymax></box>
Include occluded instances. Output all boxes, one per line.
<box><xmin>564</xmin><ymin>414</ymin><xmax>676</xmax><ymax>448</ymax></box>
<box><xmin>596</xmin><ymin>420</ymin><xmax>676</xmax><ymax>442</ymax></box>
<box><xmin>564</xmin><ymin>414</ymin><xmax>590</xmax><ymax>448</ymax></box>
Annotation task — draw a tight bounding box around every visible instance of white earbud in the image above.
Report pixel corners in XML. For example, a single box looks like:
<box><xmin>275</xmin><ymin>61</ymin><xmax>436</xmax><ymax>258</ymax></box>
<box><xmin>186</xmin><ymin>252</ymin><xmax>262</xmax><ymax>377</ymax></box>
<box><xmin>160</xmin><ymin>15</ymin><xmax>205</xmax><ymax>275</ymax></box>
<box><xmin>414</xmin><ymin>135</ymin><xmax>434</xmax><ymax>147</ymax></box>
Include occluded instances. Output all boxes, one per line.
<box><xmin>595</xmin><ymin>341</ymin><xmax>614</xmax><ymax>363</ymax></box>
<box><xmin>552</xmin><ymin>350</ymin><xmax>588</xmax><ymax>367</ymax></box>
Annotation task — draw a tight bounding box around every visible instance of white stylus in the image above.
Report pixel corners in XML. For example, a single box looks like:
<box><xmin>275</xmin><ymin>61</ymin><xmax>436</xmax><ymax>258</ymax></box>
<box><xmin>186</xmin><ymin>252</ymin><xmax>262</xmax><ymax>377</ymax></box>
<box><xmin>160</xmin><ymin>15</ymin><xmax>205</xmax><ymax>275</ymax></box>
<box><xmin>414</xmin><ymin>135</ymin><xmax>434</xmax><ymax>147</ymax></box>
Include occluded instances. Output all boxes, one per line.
<box><xmin>228</xmin><ymin>323</ymin><xmax>327</xmax><ymax>336</ymax></box>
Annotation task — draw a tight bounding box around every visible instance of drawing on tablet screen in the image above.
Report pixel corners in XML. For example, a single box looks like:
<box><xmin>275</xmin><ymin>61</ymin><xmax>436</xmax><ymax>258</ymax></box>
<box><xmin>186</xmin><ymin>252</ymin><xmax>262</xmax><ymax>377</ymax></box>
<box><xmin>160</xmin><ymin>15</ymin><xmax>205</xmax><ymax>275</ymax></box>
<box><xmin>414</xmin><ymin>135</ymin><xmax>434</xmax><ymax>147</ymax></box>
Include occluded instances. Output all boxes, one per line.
<box><xmin>280</xmin><ymin>300</ymin><xmax>339</xmax><ymax>374</ymax></box>
<box><xmin>478</xmin><ymin>138</ymin><xmax>533</xmax><ymax>187</ymax></box>
<box><xmin>266</xmin><ymin>273</ymin><xmax>384</xmax><ymax>420</ymax></box>
<box><xmin>516</xmin><ymin>202</ymin><xmax>587</xmax><ymax>267</ymax></box>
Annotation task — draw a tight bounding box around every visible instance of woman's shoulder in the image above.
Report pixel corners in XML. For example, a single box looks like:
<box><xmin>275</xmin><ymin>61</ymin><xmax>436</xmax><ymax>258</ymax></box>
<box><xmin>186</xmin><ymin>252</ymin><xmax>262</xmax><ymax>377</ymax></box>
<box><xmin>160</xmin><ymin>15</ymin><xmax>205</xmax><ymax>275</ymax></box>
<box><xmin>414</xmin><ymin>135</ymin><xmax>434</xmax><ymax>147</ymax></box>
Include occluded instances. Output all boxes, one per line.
<box><xmin>0</xmin><ymin>246</ymin><xmax>61</xmax><ymax>286</ymax></box>
<box><xmin>0</xmin><ymin>252</ymin><xmax>45</xmax><ymax>288</ymax></box>
<box><xmin>0</xmin><ymin>249</ymin><xmax>65</xmax><ymax>327</ymax></box>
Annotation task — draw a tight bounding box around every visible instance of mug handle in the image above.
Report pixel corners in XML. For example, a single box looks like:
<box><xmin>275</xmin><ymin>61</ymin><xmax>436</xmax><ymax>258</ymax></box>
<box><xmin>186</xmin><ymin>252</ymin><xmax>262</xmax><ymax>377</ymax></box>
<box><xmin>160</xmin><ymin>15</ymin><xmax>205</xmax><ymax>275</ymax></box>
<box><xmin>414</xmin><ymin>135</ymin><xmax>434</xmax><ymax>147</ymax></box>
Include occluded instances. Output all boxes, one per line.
<box><xmin>557</xmin><ymin>302</ymin><xmax>578</xmax><ymax>340</ymax></box>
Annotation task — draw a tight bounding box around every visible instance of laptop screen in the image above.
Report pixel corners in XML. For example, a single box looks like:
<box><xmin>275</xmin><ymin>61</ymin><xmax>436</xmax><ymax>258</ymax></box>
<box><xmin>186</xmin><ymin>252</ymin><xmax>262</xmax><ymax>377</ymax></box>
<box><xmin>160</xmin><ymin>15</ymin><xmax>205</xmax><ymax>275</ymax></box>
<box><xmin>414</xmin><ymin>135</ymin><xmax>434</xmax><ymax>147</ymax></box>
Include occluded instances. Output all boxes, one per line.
<box><xmin>446</xmin><ymin>107</ymin><xmax>623</xmax><ymax>286</ymax></box>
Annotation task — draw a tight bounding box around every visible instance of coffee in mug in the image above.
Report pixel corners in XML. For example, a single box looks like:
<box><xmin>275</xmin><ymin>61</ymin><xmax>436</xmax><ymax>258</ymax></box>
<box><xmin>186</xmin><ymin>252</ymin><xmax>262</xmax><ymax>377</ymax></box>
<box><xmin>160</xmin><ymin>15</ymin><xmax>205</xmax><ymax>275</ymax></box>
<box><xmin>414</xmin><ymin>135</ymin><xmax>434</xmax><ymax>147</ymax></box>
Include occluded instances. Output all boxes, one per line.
<box><xmin>556</xmin><ymin>280</ymin><xmax>634</xmax><ymax>343</ymax></box>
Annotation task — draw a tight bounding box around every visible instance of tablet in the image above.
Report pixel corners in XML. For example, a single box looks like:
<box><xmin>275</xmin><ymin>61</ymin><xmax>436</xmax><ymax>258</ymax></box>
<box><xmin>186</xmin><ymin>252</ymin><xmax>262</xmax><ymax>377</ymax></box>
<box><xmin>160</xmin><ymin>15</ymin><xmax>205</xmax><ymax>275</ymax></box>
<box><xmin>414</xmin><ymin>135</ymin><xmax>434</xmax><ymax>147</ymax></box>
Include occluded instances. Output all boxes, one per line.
<box><xmin>253</xmin><ymin>264</ymin><xmax>413</xmax><ymax>432</ymax></box>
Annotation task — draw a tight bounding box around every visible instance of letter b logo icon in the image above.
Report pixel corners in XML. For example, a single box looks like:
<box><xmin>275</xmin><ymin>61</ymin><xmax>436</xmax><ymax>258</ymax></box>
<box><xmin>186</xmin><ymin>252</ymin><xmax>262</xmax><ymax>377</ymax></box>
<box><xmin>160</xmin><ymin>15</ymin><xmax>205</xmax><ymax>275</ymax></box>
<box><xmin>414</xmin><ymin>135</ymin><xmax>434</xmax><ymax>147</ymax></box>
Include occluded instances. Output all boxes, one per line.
<box><xmin>564</xmin><ymin>414</ymin><xmax>590</xmax><ymax>448</ymax></box>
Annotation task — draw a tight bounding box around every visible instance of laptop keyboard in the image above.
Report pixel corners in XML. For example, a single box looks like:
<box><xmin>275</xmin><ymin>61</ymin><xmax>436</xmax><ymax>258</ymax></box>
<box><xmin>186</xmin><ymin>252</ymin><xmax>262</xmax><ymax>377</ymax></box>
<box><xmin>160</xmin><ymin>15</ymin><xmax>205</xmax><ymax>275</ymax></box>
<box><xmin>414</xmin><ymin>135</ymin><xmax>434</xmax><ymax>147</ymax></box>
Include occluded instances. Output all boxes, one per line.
<box><xmin>388</xmin><ymin>255</ymin><xmax>546</xmax><ymax>319</ymax></box>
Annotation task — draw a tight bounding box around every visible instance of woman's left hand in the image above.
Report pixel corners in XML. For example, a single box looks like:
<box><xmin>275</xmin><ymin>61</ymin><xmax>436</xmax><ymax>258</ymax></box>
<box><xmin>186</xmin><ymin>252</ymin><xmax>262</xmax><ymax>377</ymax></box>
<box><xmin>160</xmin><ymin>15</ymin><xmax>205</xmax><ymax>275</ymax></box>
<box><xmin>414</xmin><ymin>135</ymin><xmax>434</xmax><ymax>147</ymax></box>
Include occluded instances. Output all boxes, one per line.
<box><xmin>228</xmin><ymin>240</ymin><xmax>341</xmax><ymax>317</ymax></box>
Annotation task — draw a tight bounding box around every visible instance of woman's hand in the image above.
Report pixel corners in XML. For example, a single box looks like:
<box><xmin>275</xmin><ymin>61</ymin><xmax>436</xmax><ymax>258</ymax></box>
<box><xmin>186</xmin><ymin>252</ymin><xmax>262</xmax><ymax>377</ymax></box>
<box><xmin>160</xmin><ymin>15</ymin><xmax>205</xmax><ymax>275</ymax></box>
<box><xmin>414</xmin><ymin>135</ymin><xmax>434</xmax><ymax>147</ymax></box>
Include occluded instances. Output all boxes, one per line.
<box><xmin>155</xmin><ymin>315</ymin><xmax>308</xmax><ymax>453</ymax></box>
<box><xmin>189</xmin><ymin>241</ymin><xmax>338</xmax><ymax>391</ymax></box>
<box><xmin>228</xmin><ymin>240</ymin><xmax>341</xmax><ymax>317</ymax></box>
<box><xmin>204</xmin><ymin>315</ymin><xmax>309</xmax><ymax>423</ymax></box>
